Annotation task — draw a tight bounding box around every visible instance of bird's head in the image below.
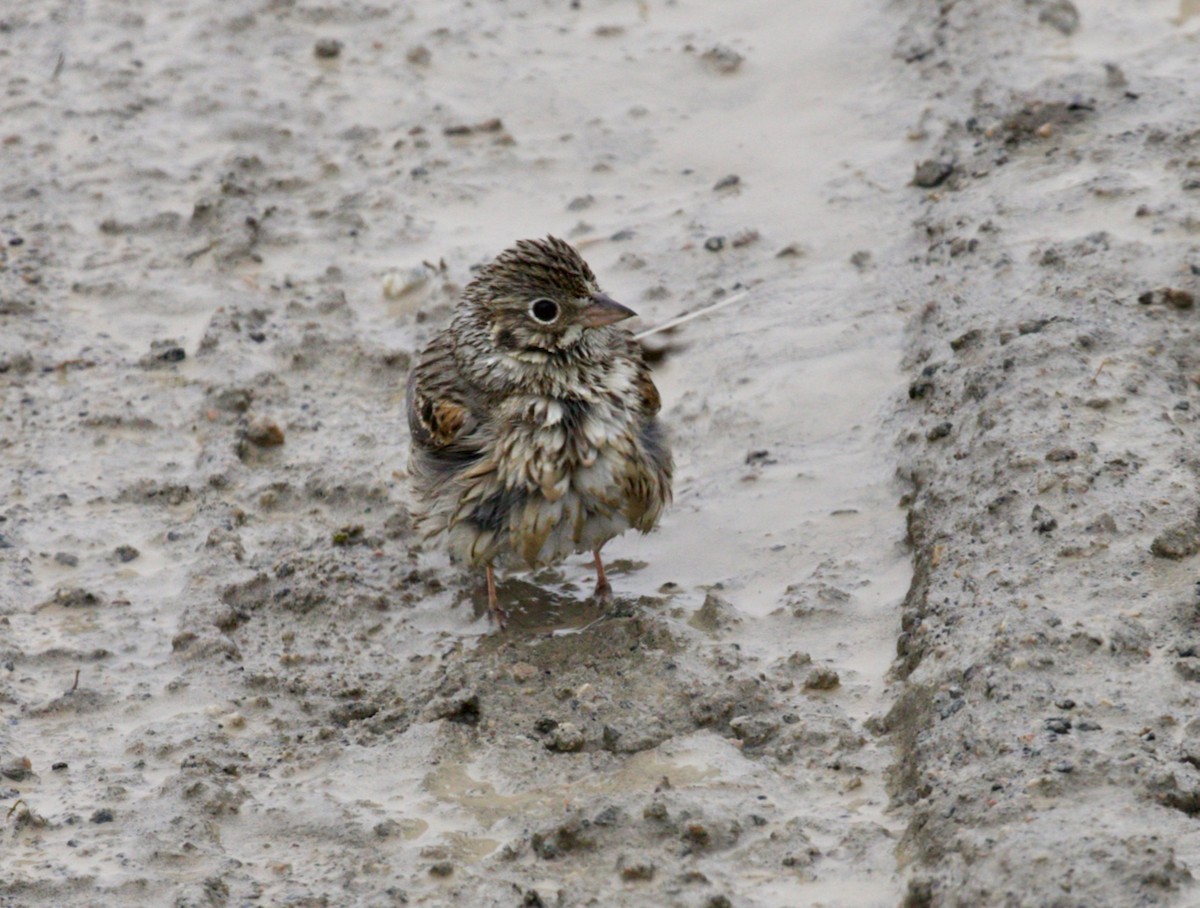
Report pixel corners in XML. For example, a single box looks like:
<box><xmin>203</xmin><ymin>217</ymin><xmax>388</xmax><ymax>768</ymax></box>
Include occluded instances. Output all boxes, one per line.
<box><xmin>463</xmin><ymin>236</ymin><xmax>636</xmax><ymax>358</ymax></box>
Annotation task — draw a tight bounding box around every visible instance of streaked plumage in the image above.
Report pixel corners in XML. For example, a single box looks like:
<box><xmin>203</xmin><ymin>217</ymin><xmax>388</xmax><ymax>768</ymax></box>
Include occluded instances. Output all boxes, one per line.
<box><xmin>406</xmin><ymin>236</ymin><xmax>672</xmax><ymax>626</ymax></box>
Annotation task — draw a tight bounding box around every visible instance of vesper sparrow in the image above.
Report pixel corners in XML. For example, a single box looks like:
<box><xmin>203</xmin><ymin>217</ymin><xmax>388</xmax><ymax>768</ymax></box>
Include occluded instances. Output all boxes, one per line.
<box><xmin>406</xmin><ymin>237</ymin><xmax>673</xmax><ymax>627</ymax></box>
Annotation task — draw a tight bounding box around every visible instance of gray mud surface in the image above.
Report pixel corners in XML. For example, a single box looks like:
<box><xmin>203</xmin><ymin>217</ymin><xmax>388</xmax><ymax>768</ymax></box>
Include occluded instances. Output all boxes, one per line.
<box><xmin>2</xmin><ymin>1</ymin><xmax>1200</xmax><ymax>906</ymax></box>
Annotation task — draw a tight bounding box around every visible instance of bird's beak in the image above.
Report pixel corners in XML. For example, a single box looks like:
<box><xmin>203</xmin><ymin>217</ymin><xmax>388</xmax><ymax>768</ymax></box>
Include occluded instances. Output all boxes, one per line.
<box><xmin>580</xmin><ymin>293</ymin><xmax>637</xmax><ymax>328</ymax></box>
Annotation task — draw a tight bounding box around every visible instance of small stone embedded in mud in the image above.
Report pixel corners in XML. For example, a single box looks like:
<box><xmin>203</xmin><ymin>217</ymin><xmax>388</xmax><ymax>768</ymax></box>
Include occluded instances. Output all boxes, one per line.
<box><xmin>730</xmin><ymin>714</ymin><xmax>779</xmax><ymax>746</ymax></box>
<box><xmin>113</xmin><ymin>545</ymin><xmax>140</xmax><ymax>562</ymax></box>
<box><xmin>423</xmin><ymin>691</ymin><xmax>481</xmax><ymax>725</ymax></box>
<box><xmin>700</xmin><ymin>44</ymin><xmax>744</xmax><ymax>74</ymax></box>
<box><xmin>331</xmin><ymin>524</ymin><xmax>365</xmax><ymax>546</ymax></box>
<box><xmin>313</xmin><ymin>38</ymin><xmax>343</xmax><ymax>59</ymax></box>
<box><xmin>926</xmin><ymin>421</ymin><xmax>952</xmax><ymax>441</ymax></box>
<box><xmin>546</xmin><ymin>722</ymin><xmax>585</xmax><ymax>753</ymax></box>
<box><xmin>805</xmin><ymin>667</ymin><xmax>840</xmax><ymax>690</ymax></box>
<box><xmin>949</xmin><ymin>328</ymin><xmax>982</xmax><ymax>351</ymax></box>
<box><xmin>139</xmin><ymin>339</ymin><xmax>186</xmax><ymax>368</ymax></box>
<box><xmin>1044</xmin><ymin>717</ymin><xmax>1072</xmax><ymax>734</ymax></box>
<box><xmin>212</xmin><ymin>387</ymin><xmax>253</xmax><ymax>413</ymax></box>
<box><xmin>49</xmin><ymin>587</ymin><xmax>103</xmax><ymax>608</ymax></box>
<box><xmin>620</xmin><ymin>860</ymin><xmax>656</xmax><ymax>881</ymax></box>
<box><xmin>912</xmin><ymin>159</ymin><xmax>954</xmax><ymax>188</ymax></box>
<box><xmin>510</xmin><ymin>662</ymin><xmax>538</xmax><ymax>682</ymax></box>
<box><xmin>1</xmin><ymin>756</ymin><xmax>33</xmax><ymax>781</ymax></box>
<box><xmin>428</xmin><ymin>861</ymin><xmax>453</xmax><ymax>877</ymax></box>
<box><xmin>776</xmin><ymin>243</ymin><xmax>805</xmax><ymax>258</ymax></box>
<box><xmin>1031</xmin><ymin>505</ymin><xmax>1058</xmax><ymax>534</ymax></box>
<box><xmin>744</xmin><ymin>449</ymin><xmax>776</xmax><ymax>466</ymax></box>
<box><xmin>243</xmin><ymin>418</ymin><xmax>284</xmax><ymax>448</ymax></box>
<box><xmin>1138</xmin><ymin>287</ymin><xmax>1194</xmax><ymax>309</ymax></box>
<box><xmin>91</xmin><ymin>808</ymin><xmax>115</xmax><ymax>824</ymax></box>
<box><xmin>1150</xmin><ymin>514</ymin><xmax>1200</xmax><ymax>560</ymax></box>
<box><xmin>690</xmin><ymin>591</ymin><xmax>738</xmax><ymax>633</ymax></box>
<box><xmin>54</xmin><ymin>552</ymin><xmax>79</xmax><ymax>567</ymax></box>
<box><xmin>704</xmin><ymin>236</ymin><xmax>725</xmax><ymax>252</ymax></box>
<box><xmin>1045</xmin><ymin>447</ymin><xmax>1077</xmax><ymax>462</ymax></box>
<box><xmin>713</xmin><ymin>174</ymin><xmax>740</xmax><ymax>191</ymax></box>
<box><xmin>1039</xmin><ymin>0</ymin><xmax>1081</xmax><ymax>35</ymax></box>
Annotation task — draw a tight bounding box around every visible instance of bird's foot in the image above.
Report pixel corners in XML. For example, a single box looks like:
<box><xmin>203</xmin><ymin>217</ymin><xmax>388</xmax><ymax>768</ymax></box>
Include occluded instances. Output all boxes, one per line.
<box><xmin>488</xmin><ymin>604</ymin><xmax>510</xmax><ymax>631</ymax></box>
<box><xmin>592</xmin><ymin>579</ymin><xmax>613</xmax><ymax>603</ymax></box>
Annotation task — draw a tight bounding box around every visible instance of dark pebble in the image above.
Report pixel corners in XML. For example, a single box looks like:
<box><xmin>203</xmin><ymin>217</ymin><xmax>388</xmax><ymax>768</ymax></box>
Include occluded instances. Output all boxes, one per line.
<box><xmin>1076</xmin><ymin>719</ymin><xmax>1102</xmax><ymax>731</ymax></box>
<box><xmin>9</xmin><ymin>237</ymin><xmax>23</xmax><ymax>246</ymax></box>
<box><xmin>1032</xmin><ymin>505</ymin><xmax>1057</xmax><ymax>534</ymax></box>
<box><xmin>926</xmin><ymin>422</ymin><xmax>952</xmax><ymax>441</ymax></box>
<box><xmin>912</xmin><ymin>159</ymin><xmax>954</xmax><ymax>188</ymax></box>
<box><xmin>244</xmin><ymin>418</ymin><xmax>285</xmax><ymax>448</ymax></box>
<box><xmin>713</xmin><ymin>174</ymin><xmax>740</xmax><ymax>191</ymax></box>
<box><xmin>54</xmin><ymin>552</ymin><xmax>79</xmax><ymax>567</ymax></box>
<box><xmin>91</xmin><ymin>808</ymin><xmax>114</xmax><ymax>824</ymax></box>
<box><xmin>52</xmin><ymin>762</ymin><xmax>68</xmax><ymax>771</ymax></box>
<box><xmin>428</xmin><ymin>861</ymin><xmax>453</xmax><ymax>877</ymax></box>
<box><xmin>534</xmin><ymin>717</ymin><xmax>559</xmax><ymax>734</ymax></box>
<box><xmin>1045</xmin><ymin>447</ymin><xmax>1077</xmax><ymax>462</ymax></box>
<box><xmin>704</xmin><ymin>236</ymin><xmax>725</xmax><ymax>252</ymax></box>
<box><xmin>114</xmin><ymin>545</ymin><xmax>140</xmax><ymax>563</ymax></box>
<box><xmin>314</xmin><ymin>38</ymin><xmax>343</xmax><ymax>59</ymax></box>
<box><xmin>1055</xmin><ymin>698</ymin><xmax>1076</xmax><ymax>710</ymax></box>
<box><xmin>158</xmin><ymin>346</ymin><xmax>186</xmax><ymax>363</ymax></box>
<box><xmin>1044</xmin><ymin>717</ymin><xmax>1071</xmax><ymax>734</ymax></box>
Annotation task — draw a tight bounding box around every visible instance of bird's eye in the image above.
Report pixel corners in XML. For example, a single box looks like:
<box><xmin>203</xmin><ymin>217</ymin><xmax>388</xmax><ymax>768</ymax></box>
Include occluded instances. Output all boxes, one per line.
<box><xmin>529</xmin><ymin>298</ymin><xmax>559</xmax><ymax>324</ymax></box>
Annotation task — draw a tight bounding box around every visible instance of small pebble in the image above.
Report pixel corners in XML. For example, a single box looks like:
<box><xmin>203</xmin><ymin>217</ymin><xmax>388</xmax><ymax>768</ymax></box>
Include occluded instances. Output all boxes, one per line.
<box><xmin>314</xmin><ymin>38</ymin><xmax>343</xmax><ymax>59</ymax></box>
<box><xmin>1</xmin><ymin>756</ymin><xmax>33</xmax><ymax>781</ymax></box>
<box><xmin>700</xmin><ymin>45</ymin><xmax>743</xmax><ymax>74</ymax></box>
<box><xmin>244</xmin><ymin>418</ymin><xmax>285</xmax><ymax>448</ymax></box>
<box><xmin>926</xmin><ymin>422</ymin><xmax>953</xmax><ymax>441</ymax></box>
<box><xmin>546</xmin><ymin>722</ymin><xmax>585</xmax><ymax>752</ymax></box>
<box><xmin>54</xmin><ymin>552</ymin><xmax>79</xmax><ymax>567</ymax></box>
<box><xmin>713</xmin><ymin>174</ymin><xmax>740</xmax><ymax>191</ymax></box>
<box><xmin>913</xmin><ymin>160</ymin><xmax>954</xmax><ymax>188</ymax></box>
<box><xmin>511</xmin><ymin>662</ymin><xmax>538</xmax><ymax>682</ymax></box>
<box><xmin>91</xmin><ymin>808</ymin><xmax>115</xmax><ymax>824</ymax></box>
<box><xmin>703</xmin><ymin>237</ymin><xmax>725</xmax><ymax>253</ymax></box>
<box><xmin>804</xmin><ymin>667</ymin><xmax>840</xmax><ymax>690</ymax></box>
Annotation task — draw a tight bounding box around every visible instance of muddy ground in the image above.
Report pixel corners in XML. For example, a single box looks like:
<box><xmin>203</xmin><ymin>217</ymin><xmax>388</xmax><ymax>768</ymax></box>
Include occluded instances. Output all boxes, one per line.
<box><xmin>2</xmin><ymin>1</ymin><xmax>1200</xmax><ymax>906</ymax></box>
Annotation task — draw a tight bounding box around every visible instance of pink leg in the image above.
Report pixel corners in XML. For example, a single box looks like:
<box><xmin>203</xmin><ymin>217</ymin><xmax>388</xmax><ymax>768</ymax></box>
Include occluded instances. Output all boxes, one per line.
<box><xmin>593</xmin><ymin>550</ymin><xmax>612</xmax><ymax>601</ymax></box>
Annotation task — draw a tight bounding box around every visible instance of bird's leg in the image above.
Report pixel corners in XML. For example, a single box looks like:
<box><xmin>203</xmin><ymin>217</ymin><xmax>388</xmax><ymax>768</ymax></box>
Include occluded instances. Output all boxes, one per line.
<box><xmin>592</xmin><ymin>549</ymin><xmax>612</xmax><ymax>601</ymax></box>
<box><xmin>486</xmin><ymin>564</ymin><xmax>508</xmax><ymax>630</ymax></box>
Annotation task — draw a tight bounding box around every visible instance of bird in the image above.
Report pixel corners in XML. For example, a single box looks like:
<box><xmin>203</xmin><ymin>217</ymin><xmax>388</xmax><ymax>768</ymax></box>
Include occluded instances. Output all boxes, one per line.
<box><xmin>405</xmin><ymin>236</ymin><xmax>673</xmax><ymax>628</ymax></box>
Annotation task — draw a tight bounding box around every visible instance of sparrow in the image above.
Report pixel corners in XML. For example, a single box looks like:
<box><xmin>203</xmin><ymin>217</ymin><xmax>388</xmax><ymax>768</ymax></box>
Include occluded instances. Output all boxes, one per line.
<box><xmin>406</xmin><ymin>236</ymin><xmax>673</xmax><ymax>628</ymax></box>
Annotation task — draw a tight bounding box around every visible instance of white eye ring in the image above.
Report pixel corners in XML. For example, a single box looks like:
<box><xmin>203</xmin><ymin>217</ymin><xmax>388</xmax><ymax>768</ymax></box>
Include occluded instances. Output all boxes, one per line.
<box><xmin>529</xmin><ymin>298</ymin><xmax>560</xmax><ymax>324</ymax></box>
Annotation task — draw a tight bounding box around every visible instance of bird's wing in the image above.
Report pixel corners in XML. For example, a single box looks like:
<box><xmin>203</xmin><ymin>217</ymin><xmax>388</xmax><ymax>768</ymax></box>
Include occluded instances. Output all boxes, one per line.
<box><xmin>631</xmin><ymin>342</ymin><xmax>662</xmax><ymax>417</ymax></box>
<box><xmin>406</xmin><ymin>331</ymin><xmax>486</xmax><ymax>471</ymax></box>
